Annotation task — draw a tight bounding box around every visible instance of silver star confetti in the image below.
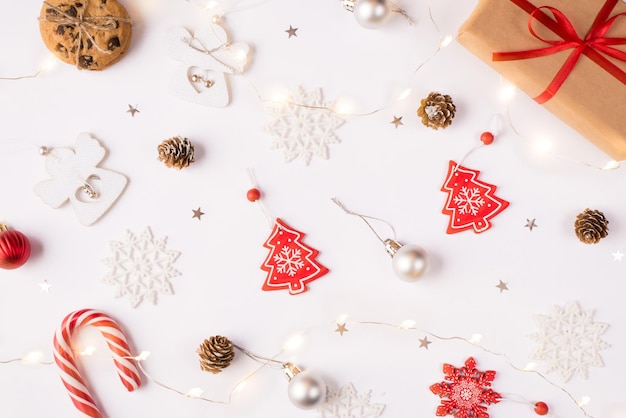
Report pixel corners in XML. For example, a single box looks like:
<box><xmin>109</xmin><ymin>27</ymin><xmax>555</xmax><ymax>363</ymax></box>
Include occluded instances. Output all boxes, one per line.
<box><xmin>127</xmin><ymin>104</ymin><xmax>140</xmax><ymax>117</ymax></box>
<box><xmin>285</xmin><ymin>25</ymin><xmax>298</xmax><ymax>38</ymax></box>
<box><xmin>612</xmin><ymin>250</ymin><xmax>624</xmax><ymax>261</ymax></box>
<box><xmin>496</xmin><ymin>280</ymin><xmax>508</xmax><ymax>293</ymax></box>
<box><xmin>525</xmin><ymin>218</ymin><xmax>538</xmax><ymax>231</ymax></box>
<box><xmin>335</xmin><ymin>323</ymin><xmax>348</xmax><ymax>336</ymax></box>
<box><xmin>391</xmin><ymin>115</ymin><xmax>403</xmax><ymax>128</ymax></box>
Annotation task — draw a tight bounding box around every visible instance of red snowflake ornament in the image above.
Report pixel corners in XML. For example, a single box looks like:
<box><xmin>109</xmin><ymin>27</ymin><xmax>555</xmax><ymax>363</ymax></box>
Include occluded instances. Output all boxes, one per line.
<box><xmin>430</xmin><ymin>357</ymin><xmax>501</xmax><ymax>418</ymax></box>
<box><xmin>261</xmin><ymin>218</ymin><xmax>329</xmax><ymax>295</ymax></box>
<box><xmin>441</xmin><ymin>161</ymin><xmax>509</xmax><ymax>234</ymax></box>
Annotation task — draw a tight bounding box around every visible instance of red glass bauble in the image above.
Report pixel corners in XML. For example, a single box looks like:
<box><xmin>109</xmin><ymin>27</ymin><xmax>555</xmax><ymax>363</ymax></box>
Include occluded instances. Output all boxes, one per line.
<box><xmin>0</xmin><ymin>230</ymin><xmax>31</xmax><ymax>269</ymax></box>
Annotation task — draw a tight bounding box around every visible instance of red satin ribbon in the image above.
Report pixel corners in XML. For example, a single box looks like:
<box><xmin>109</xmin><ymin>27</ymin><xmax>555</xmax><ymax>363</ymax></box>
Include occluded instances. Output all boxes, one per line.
<box><xmin>492</xmin><ymin>0</ymin><xmax>626</xmax><ymax>103</ymax></box>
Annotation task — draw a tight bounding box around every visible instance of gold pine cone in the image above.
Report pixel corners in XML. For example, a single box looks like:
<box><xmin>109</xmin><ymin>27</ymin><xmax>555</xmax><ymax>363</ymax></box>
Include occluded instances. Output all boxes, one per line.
<box><xmin>158</xmin><ymin>136</ymin><xmax>195</xmax><ymax>169</ymax></box>
<box><xmin>574</xmin><ymin>208</ymin><xmax>609</xmax><ymax>244</ymax></box>
<box><xmin>197</xmin><ymin>336</ymin><xmax>235</xmax><ymax>374</ymax></box>
<box><xmin>417</xmin><ymin>92</ymin><xmax>456</xmax><ymax>130</ymax></box>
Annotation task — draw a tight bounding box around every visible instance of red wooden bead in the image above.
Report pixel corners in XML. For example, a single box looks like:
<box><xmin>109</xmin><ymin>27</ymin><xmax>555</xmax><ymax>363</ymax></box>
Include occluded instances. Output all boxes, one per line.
<box><xmin>534</xmin><ymin>401</ymin><xmax>549</xmax><ymax>415</ymax></box>
<box><xmin>480</xmin><ymin>131</ymin><xmax>495</xmax><ymax>145</ymax></box>
<box><xmin>247</xmin><ymin>188</ymin><xmax>261</xmax><ymax>202</ymax></box>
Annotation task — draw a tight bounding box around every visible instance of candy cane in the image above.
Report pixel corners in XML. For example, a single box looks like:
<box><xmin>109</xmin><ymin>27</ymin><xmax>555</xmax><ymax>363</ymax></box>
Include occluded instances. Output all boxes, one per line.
<box><xmin>53</xmin><ymin>309</ymin><xmax>141</xmax><ymax>418</ymax></box>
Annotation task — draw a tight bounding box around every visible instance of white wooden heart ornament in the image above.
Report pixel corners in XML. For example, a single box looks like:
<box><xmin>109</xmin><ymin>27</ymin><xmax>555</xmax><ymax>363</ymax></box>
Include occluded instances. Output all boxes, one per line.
<box><xmin>33</xmin><ymin>133</ymin><xmax>127</xmax><ymax>226</ymax></box>
<box><xmin>168</xmin><ymin>25</ymin><xmax>250</xmax><ymax>107</ymax></box>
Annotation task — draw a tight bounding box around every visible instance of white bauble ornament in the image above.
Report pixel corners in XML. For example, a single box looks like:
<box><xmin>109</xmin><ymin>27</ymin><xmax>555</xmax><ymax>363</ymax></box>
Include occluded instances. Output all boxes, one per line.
<box><xmin>353</xmin><ymin>0</ymin><xmax>392</xmax><ymax>29</ymax></box>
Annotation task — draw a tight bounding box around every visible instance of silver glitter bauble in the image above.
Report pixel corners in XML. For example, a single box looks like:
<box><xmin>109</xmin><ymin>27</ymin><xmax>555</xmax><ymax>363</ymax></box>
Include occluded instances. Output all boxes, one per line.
<box><xmin>385</xmin><ymin>239</ymin><xmax>427</xmax><ymax>281</ymax></box>
<box><xmin>285</xmin><ymin>364</ymin><xmax>326</xmax><ymax>409</ymax></box>
<box><xmin>353</xmin><ymin>0</ymin><xmax>391</xmax><ymax>29</ymax></box>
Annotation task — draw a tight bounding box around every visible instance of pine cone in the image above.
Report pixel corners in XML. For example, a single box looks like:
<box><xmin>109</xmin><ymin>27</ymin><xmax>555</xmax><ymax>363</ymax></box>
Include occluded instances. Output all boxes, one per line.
<box><xmin>574</xmin><ymin>208</ymin><xmax>609</xmax><ymax>244</ymax></box>
<box><xmin>158</xmin><ymin>136</ymin><xmax>195</xmax><ymax>169</ymax></box>
<box><xmin>417</xmin><ymin>92</ymin><xmax>456</xmax><ymax>130</ymax></box>
<box><xmin>197</xmin><ymin>336</ymin><xmax>235</xmax><ymax>374</ymax></box>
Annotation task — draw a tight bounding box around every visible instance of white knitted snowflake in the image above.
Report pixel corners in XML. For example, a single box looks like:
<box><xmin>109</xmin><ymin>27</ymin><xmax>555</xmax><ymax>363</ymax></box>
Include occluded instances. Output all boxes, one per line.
<box><xmin>101</xmin><ymin>227</ymin><xmax>181</xmax><ymax>308</ymax></box>
<box><xmin>317</xmin><ymin>383</ymin><xmax>385</xmax><ymax>418</ymax></box>
<box><xmin>266</xmin><ymin>86</ymin><xmax>344</xmax><ymax>165</ymax></box>
<box><xmin>530</xmin><ymin>301</ymin><xmax>609</xmax><ymax>382</ymax></box>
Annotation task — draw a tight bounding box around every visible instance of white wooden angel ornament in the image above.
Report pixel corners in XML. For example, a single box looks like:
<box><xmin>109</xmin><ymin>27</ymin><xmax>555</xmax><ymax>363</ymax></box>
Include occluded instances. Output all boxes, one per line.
<box><xmin>33</xmin><ymin>133</ymin><xmax>127</xmax><ymax>226</ymax></box>
<box><xmin>168</xmin><ymin>24</ymin><xmax>250</xmax><ymax>107</ymax></box>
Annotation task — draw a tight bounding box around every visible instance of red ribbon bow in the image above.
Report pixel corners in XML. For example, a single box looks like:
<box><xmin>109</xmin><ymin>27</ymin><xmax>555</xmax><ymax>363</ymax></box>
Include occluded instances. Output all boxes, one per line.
<box><xmin>493</xmin><ymin>0</ymin><xmax>626</xmax><ymax>103</ymax></box>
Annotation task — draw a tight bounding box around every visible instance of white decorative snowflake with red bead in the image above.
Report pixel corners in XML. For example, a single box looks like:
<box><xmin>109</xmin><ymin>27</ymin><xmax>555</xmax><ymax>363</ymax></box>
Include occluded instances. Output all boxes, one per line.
<box><xmin>430</xmin><ymin>357</ymin><xmax>501</xmax><ymax>418</ymax></box>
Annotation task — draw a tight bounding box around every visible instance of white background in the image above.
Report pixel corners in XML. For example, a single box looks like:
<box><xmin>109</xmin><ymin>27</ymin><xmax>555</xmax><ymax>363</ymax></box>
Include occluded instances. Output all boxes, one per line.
<box><xmin>1</xmin><ymin>0</ymin><xmax>625</xmax><ymax>417</ymax></box>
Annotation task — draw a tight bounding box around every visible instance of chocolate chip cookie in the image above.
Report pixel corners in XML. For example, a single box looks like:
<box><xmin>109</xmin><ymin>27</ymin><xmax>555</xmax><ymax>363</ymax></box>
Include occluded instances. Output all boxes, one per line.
<box><xmin>39</xmin><ymin>0</ymin><xmax>132</xmax><ymax>70</ymax></box>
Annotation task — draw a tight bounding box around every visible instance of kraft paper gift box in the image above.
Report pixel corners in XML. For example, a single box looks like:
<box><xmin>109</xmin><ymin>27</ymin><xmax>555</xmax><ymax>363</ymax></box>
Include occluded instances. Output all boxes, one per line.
<box><xmin>458</xmin><ymin>0</ymin><xmax>626</xmax><ymax>160</ymax></box>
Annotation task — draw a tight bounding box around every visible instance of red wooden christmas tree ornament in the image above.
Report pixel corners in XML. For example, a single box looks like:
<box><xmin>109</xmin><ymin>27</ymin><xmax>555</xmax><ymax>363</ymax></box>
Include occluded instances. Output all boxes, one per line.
<box><xmin>441</xmin><ymin>161</ymin><xmax>509</xmax><ymax>234</ymax></box>
<box><xmin>261</xmin><ymin>218</ymin><xmax>328</xmax><ymax>295</ymax></box>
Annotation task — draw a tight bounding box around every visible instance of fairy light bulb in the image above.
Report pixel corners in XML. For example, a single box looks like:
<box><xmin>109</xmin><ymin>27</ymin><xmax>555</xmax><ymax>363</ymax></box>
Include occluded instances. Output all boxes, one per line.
<box><xmin>499</xmin><ymin>81</ymin><xmax>517</xmax><ymax>102</ymax></box>
<box><xmin>283</xmin><ymin>333</ymin><xmax>305</xmax><ymax>351</ymax></box>
<box><xmin>397</xmin><ymin>88</ymin><xmax>412</xmax><ymax>101</ymax></box>
<box><xmin>531</xmin><ymin>136</ymin><xmax>554</xmax><ymax>156</ymax></box>
<box><xmin>22</xmin><ymin>350</ymin><xmax>44</xmax><ymax>365</ymax></box>
<box><xmin>205</xmin><ymin>0</ymin><xmax>219</xmax><ymax>10</ymax></box>
<box><xmin>440</xmin><ymin>35</ymin><xmax>453</xmax><ymax>48</ymax></box>
<box><xmin>399</xmin><ymin>319</ymin><xmax>416</xmax><ymax>329</ymax></box>
<box><xmin>283</xmin><ymin>363</ymin><xmax>327</xmax><ymax>409</ymax></box>
<box><xmin>79</xmin><ymin>346</ymin><xmax>97</xmax><ymax>356</ymax></box>
<box><xmin>603</xmin><ymin>160</ymin><xmax>620</xmax><ymax>170</ymax></box>
<box><xmin>186</xmin><ymin>387</ymin><xmax>204</xmax><ymax>398</ymax></box>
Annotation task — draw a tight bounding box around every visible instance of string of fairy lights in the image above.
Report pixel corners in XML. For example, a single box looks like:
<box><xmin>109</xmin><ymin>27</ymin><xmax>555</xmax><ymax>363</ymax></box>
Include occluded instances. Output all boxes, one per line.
<box><xmin>0</xmin><ymin>317</ymin><xmax>597</xmax><ymax>417</ymax></box>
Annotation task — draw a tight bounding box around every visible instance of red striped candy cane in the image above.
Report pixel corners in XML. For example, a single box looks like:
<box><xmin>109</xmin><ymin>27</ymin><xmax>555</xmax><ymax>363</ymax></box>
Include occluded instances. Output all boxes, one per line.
<box><xmin>53</xmin><ymin>309</ymin><xmax>141</xmax><ymax>418</ymax></box>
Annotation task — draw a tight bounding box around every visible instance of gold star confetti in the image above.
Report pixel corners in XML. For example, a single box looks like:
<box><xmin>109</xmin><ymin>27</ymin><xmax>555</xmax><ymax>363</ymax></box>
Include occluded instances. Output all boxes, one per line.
<box><xmin>419</xmin><ymin>336</ymin><xmax>431</xmax><ymax>349</ymax></box>
<box><xmin>391</xmin><ymin>116</ymin><xmax>403</xmax><ymax>128</ymax></box>
<box><xmin>285</xmin><ymin>25</ymin><xmax>298</xmax><ymax>38</ymax></box>
<box><xmin>496</xmin><ymin>280</ymin><xmax>509</xmax><ymax>293</ymax></box>
<box><xmin>525</xmin><ymin>218</ymin><xmax>538</xmax><ymax>231</ymax></box>
<box><xmin>127</xmin><ymin>104</ymin><xmax>140</xmax><ymax>117</ymax></box>
<box><xmin>612</xmin><ymin>250</ymin><xmax>624</xmax><ymax>262</ymax></box>
<box><xmin>39</xmin><ymin>280</ymin><xmax>52</xmax><ymax>293</ymax></box>
<box><xmin>192</xmin><ymin>207</ymin><xmax>205</xmax><ymax>220</ymax></box>
<box><xmin>335</xmin><ymin>323</ymin><xmax>348</xmax><ymax>336</ymax></box>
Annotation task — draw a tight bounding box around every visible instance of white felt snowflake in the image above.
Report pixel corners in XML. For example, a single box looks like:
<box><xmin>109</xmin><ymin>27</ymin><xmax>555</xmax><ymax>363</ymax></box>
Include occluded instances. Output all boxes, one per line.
<box><xmin>317</xmin><ymin>383</ymin><xmax>385</xmax><ymax>418</ymax></box>
<box><xmin>530</xmin><ymin>301</ymin><xmax>609</xmax><ymax>382</ymax></box>
<box><xmin>101</xmin><ymin>227</ymin><xmax>181</xmax><ymax>308</ymax></box>
<box><xmin>266</xmin><ymin>86</ymin><xmax>344</xmax><ymax>165</ymax></box>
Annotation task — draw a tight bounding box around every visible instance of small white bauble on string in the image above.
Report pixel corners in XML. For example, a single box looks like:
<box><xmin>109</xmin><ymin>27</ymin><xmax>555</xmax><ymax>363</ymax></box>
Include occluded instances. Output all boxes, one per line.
<box><xmin>284</xmin><ymin>363</ymin><xmax>327</xmax><ymax>409</ymax></box>
<box><xmin>385</xmin><ymin>239</ymin><xmax>428</xmax><ymax>281</ymax></box>
<box><xmin>333</xmin><ymin>198</ymin><xmax>429</xmax><ymax>281</ymax></box>
<box><xmin>353</xmin><ymin>0</ymin><xmax>392</xmax><ymax>29</ymax></box>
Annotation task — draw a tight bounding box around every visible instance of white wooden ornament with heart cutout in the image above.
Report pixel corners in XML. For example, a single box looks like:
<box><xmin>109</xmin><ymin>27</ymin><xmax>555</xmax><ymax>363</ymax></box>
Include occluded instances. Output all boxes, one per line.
<box><xmin>168</xmin><ymin>25</ymin><xmax>250</xmax><ymax>107</ymax></box>
<box><xmin>33</xmin><ymin>133</ymin><xmax>127</xmax><ymax>226</ymax></box>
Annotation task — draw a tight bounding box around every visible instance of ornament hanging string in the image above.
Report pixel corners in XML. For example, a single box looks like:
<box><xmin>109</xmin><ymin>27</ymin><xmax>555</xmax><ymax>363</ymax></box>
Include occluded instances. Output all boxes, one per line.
<box><xmin>39</xmin><ymin>0</ymin><xmax>133</xmax><ymax>69</ymax></box>
<box><xmin>181</xmin><ymin>36</ymin><xmax>241</xmax><ymax>74</ymax></box>
<box><xmin>331</xmin><ymin>198</ymin><xmax>397</xmax><ymax>243</ymax></box>
<box><xmin>246</xmin><ymin>168</ymin><xmax>274</xmax><ymax>228</ymax></box>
